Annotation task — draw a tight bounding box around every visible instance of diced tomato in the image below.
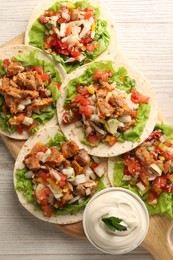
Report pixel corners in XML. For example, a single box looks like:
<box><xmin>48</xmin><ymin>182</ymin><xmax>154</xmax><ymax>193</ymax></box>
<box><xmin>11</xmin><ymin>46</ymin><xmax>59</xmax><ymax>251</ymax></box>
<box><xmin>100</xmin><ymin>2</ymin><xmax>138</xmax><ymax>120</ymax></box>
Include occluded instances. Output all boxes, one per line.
<box><xmin>58</xmin><ymin>173</ymin><xmax>67</xmax><ymax>188</ymax></box>
<box><xmin>162</xmin><ymin>183</ymin><xmax>173</xmax><ymax>193</ymax></box>
<box><xmin>16</xmin><ymin>125</ymin><xmax>24</xmax><ymax>135</ymax></box>
<box><xmin>39</xmin><ymin>16</ymin><xmax>47</xmax><ymax>24</ymax></box>
<box><xmin>77</xmin><ymin>85</ymin><xmax>88</xmax><ymax>95</ymax></box>
<box><xmin>87</xmin><ymin>134</ymin><xmax>100</xmax><ymax>146</ymax></box>
<box><xmin>80</xmin><ymin>98</ymin><xmax>90</xmax><ymax>106</ymax></box>
<box><xmin>79</xmin><ymin>105</ymin><xmax>92</xmax><ymax>116</ymax></box>
<box><xmin>130</xmin><ymin>110</ymin><xmax>138</xmax><ymax>118</ymax></box>
<box><xmin>146</xmin><ymin>190</ymin><xmax>158</xmax><ymax>205</ymax></box>
<box><xmin>51</xmin><ymin>82</ymin><xmax>61</xmax><ymax>89</ymax></box>
<box><xmin>84</xmin><ymin>10</ymin><xmax>94</xmax><ymax>19</ymax></box>
<box><xmin>71</xmin><ymin>49</ymin><xmax>81</xmax><ymax>58</ymax></box>
<box><xmin>80</xmin><ymin>37</ymin><xmax>92</xmax><ymax>45</ymax></box>
<box><xmin>37</xmin><ymin>170</ymin><xmax>49</xmax><ymax>181</ymax></box>
<box><xmin>40</xmin><ymin>73</ymin><xmax>50</xmax><ymax>82</ymax></box>
<box><xmin>16</xmin><ymin>113</ymin><xmax>25</xmax><ymax>124</ymax></box>
<box><xmin>123</xmin><ymin>155</ymin><xmax>142</xmax><ymax>176</ymax></box>
<box><xmin>152</xmin><ymin>176</ymin><xmax>167</xmax><ymax>190</ymax></box>
<box><xmin>163</xmin><ymin>161</ymin><xmax>171</xmax><ymax>174</ymax></box>
<box><xmin>3</xmin><ymin>59</ymin><xmax>10</xmax><ymax>68</ymax></box>
<box><xmin>74</xmin><ymin>94</ymin><xmax>84</xmax><ymax>103</ymax></box>
<box><xmin>105</xmin><ymin>135</ymin><xmax>117</xmax><ymax>146</ymax></box>
<box><xmin>131</xmin><ymin>91</ymin><xmax>149</xmax><ymax>104</ymax></box>
<box><xmin>58</xmin><ymin>49</ymin><xmax>70</xmax><ymax>56</ymax></box>
<box><xmin>66</xmin><ymin>23</ymin><xmax>73</xmax><ymax>36</ymax></box>
<box><xmin>56</xmin><ymin>39</ymin><xmax>69</xmax><ymax>49</ymax></box>
<box><xmin>93</xmin><ymin>69</ymin><xmax>112</xmax><ymax>82</ymax></box>
<box><xmin>44</xmin><ymin>10</ymin><xmax>55</xmax><ymax>17</ymax></box>
<box><xmin>91</xmin><ymin>163</ymin><xmax>99</xmax><ymax>170</ymax></box>
<box><xmin>29</xmin><ymin>65</ymin><xmax>43</xmax><ymax>74</ymax></box>
<box><xmin>41</xmin><ymin>204</ymin><xmax>53</xmax><ymax>217</ymax></box>
<box><xmin>62</xmin><ymin>110</ymin><xmax>79</xmax><ymax>125</ymax></box>
<box><xmin>39</xmin><ymin>90</ymin><xmax>47</xmax><ymax>98</ymax></box>
<box><xmin>86</xmin><ymin>42</ymin><xmax>98</xmax><ymax>52</ymax></box>
<box><xmin>146</xmin><ymin>130</ymin><xmax>162</xmax><ymax>141</ymax></box>
<box><xmin>57</xmin><ymin>17</ymin><xmax>67</xmax><ymax>24</ymax></box>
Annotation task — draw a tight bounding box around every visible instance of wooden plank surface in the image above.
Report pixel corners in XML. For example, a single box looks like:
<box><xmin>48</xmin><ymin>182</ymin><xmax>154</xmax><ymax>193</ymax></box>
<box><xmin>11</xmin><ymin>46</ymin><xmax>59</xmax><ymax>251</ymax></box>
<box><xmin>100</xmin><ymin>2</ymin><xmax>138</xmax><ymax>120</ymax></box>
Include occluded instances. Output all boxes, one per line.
<box><xmin>0</xmin><ymin>0</ymin><xmax>173</xmax><ymax>259</ymax></box>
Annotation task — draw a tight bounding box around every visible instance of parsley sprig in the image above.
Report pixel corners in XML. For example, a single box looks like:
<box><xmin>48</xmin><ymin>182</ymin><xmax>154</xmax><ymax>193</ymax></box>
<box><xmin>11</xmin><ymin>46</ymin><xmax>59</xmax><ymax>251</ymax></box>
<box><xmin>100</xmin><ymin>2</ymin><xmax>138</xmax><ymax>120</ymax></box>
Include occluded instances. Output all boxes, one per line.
<box><xmin>101</xmin><ymin>216</ymin><xmax>127</xmax><ymax>232</ymax></box>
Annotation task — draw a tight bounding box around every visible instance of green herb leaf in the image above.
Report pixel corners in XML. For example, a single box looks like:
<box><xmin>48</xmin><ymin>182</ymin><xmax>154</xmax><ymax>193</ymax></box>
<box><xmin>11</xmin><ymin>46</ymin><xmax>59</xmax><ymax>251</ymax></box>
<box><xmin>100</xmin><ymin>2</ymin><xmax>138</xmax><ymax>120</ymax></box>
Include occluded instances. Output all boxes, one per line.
<box><xmin>101</xmin><ymin>216</ymin><xmax>127</xmax><ymax>232</ymax></box>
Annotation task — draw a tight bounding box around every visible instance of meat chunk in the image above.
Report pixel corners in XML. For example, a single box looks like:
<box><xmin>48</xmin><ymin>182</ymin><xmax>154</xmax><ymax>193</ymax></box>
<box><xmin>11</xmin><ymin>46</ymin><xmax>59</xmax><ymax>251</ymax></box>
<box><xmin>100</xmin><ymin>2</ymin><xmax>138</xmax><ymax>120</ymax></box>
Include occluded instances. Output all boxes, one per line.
<box><xmin>24</xmin><ymin>153</ymin><xmax>41</xmax><ymax>171</ymax></box>
<box><xmin>45</xmin><ymin>148</ymin><xmax>64</xmax><ymax>166</ymax></box>
<box><xmin>61</xmin><ymin>141</ymin><xmax>79</xmax><ymax>158</ymax></box>
<box><xmin>75</xmin><ymin>149</ymin><xmax>90</xmax><ymax>167</ymax></box>
<box><xmin>109</xmin><ymin>94</ymin><xmax>131</xmax><ymax>116</ymax></box>
<box><xmin>135</xmin><ymin>146</ymin><xmax>154</xmax><ymax>166</ymax></box>
<box><xmin>118</xmin><ymin>119</ymin><xmax>136</xmax><ymax>132</ymax></box>
<box><xmin>26</xmin><ymin>97</ymin><xmax>53</xmax><ymax>116</ymax></box>
<box><xmin>13</xmin><ymin>71</ymin><xmax>44</xmax><ymax>90</ymax></box>
<box><xmin>71</xmin><ymin>160</ymin><xmax>83</xmax><ymax>175</ymax></box>
<box><xmin>6</xmin><ymin>61</ymin><xmax>24</xmax><ymax>77</ymax></box>
<box><xmin>76</xmin><ymin>180</ymin><xmax>98</xmax><ymax>197</ymax></box>
<box><xmin>61</xmin><ymin>192</ymin><xmax>73</xmax><ymax>205</ymax></box>
<box><xmin>2</xmin><ymin>77</ymin><xmax>10</xmax><ymax>87</ymax></box>
<box><xmin>97</xmin><ymin>100</ymin><xmax>114</xmax><ymax>118</ymax></box>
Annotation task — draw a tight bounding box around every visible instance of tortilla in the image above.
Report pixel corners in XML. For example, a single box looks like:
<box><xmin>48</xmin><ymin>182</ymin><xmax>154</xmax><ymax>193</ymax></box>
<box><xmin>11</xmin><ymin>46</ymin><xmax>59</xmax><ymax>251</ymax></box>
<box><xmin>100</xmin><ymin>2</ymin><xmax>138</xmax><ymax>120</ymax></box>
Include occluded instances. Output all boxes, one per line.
<box><xmin>0</xmin><ymin>45</ymin><xmax>65</xmax><ymax>140</ymax></box>
<box><xmin>57</xmin><ymin>59</ymin><xmax>158</xmax><ymax>157</ymax></box>
<box><xmin>108</xmin><ymin>123</ymin><xmax>173</xmax><ymax>218</ymax></box>
<box><xmin>13</xmin><ymin>125</ymin><xmax>110</xmax><ymax>224</ymax></box>
<box><xmin>25</xmin><ymin>0</ymin><xmax>117</xmax><ymax>74</ymax></box>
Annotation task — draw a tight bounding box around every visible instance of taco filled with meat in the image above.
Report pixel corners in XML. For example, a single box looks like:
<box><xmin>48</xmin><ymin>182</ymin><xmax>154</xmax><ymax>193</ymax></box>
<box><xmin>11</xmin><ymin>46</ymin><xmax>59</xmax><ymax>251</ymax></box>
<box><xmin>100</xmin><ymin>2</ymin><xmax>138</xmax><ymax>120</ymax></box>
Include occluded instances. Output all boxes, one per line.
<box><xmin>14</xmin><ymin>126</ymin><xmax>109</xmax><ymax>224</ymax></box>
<box><xmin>57</xmin><ymin>60</ymin><xmax>158</xmax><ymax>157</ymax></box>
<box><xmin>25</xmin><ymin>0</ymin><xmax>117</xmax><ymax>73</ymax></box>
<box><xmin>108</xmin><ymin>123</ymin><xmax>173</xmax><ymax>218</ymax></box>
<box><xmin>0</xmin><ymin>45</ymin><xmax>65</xmax><ymax>139</ymax></box>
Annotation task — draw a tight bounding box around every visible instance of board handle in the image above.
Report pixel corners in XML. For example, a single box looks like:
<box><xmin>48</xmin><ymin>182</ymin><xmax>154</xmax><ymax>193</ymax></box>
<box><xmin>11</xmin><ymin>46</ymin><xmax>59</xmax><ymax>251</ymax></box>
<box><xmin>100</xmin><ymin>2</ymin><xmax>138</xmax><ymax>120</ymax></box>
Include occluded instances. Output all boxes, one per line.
<box><xmin>141</xmin><ymin>215</ymin><xmax>173</xmax><ymax>260</ymax></box>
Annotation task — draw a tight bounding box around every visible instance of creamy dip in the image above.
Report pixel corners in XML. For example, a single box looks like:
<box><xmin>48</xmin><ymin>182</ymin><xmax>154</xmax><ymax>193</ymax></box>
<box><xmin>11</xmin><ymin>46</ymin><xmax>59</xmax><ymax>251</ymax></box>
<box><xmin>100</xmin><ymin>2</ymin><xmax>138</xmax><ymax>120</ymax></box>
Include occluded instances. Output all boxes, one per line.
<box><xmin>83</xmin><ymin>188</ymin><xmax>149</xmax><ymax>254</ymax></box>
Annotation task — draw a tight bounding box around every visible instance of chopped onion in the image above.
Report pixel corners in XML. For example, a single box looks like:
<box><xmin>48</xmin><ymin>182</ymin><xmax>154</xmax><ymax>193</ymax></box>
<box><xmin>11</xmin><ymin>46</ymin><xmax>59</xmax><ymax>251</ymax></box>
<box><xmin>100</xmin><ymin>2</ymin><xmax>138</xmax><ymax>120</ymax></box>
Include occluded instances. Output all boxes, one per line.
<box><xmin>65</xmin><ymin>57</ymin><xmax>76</xmax><ymax>63</ymax></box>
<box><xmin>74</xmin><ymin>174</ymin><xmax>87</xmax><ymax>185</ymax></box>
<box><xmin>75</xmin><ymin>121</ymin><xmax>83</xmax><ymax>127</ymax></box>
<box><xmin>136</xmin><ymin>182</ymin><xmax>146</xmax><ymax>191</ymax></box>
<box><xmin>118</xmin><ymin>115</ymin><xmax>131</xmax><ymax>123</ymax></box>
<box><xmin>122</xmin><ymin>175</ymin><xmax>132</xmax><ymax>181</ymax></box>
<box><xmin>159</xmin><ymin>135</ymin><xmax>166</xmax><ymax>143</ymax></box>
<box><xmin>86</xmin><ymin>188</ymin><xmax>91</xmax><ymax>196</ymax></box>
<box><xmin>93</xmin><ymin>163</ymin><xmax>106</xmax><ymax>177</ymax></box>
<box><xmin>62</xmin><ymin>12</ymin><xmax>70</xmax><ymax>21</ymax></box>
<box><xmin>49</xmin><ymin>168</ymin><xmax>61</xmax><ymax>182</ymax></box>
<box><xmin>25</xmin><ymin>170</ymin><xmax>34</xmax><ymax>179</ymax></box>
<box><xmin>41</xmin><ymin>148</ymin><xmax>51</xmax><ymax>163</ymax></box>
<box><xmin>17</xmin><ymin>104</ymin><xmax>25</xmax><ymax>112</ymax></box>
<box><xmin>90</xmin><ymin>121</ymin><xmax>106</xmax><ymax>135</ymax></box>
<box><xmin>60</xmin><ymin>23</ymin><xmax>66</xmax><ymax>37</ymax></box>
<box><xmin>92</xmin><ymin>156</ymin><xmax>101</xmax><ymax>164</ymax></box>
<box><xmin>21</xmin><ymin>99</ymin><xmax>31</xmax><ymax>106</ymax></box>
<box><xmin>48</xmin><ymin>184</ymin><xmax>63</xmax><ymax>200</ymax></box>
<box><xmin>90</xmin><ymin>114</ymin><xmax>100</xmax><ymax>122</ymax></box>
<box><xmin>68</xmin><ymin>195</ymin><xmax>80</xmax><ymax>204</ymax></box>
<box><xmin>62</xmin><ymin>167</ymin><xmax>75</xmax><ymax>178</ymax></box>
<box><xmin>23</xmin><ymin>116</ymin><xmax>33</xmax><ymax>126</ymax></box>
<box><xmin>84</xmin><ymin>166</ymin><xmax>96</xmax><ymax>180</ymax></box>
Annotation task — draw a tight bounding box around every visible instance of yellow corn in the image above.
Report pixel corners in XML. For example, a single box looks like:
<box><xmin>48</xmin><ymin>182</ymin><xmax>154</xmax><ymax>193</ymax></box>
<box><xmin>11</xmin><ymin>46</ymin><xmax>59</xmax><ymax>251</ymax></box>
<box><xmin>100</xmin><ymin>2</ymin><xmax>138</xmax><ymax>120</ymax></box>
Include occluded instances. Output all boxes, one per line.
<box><xmin>139</xmin><ymin>185</ymin><xmax>150</xmax><ymax>196</ymax></box>
<box><xmin>158</xmin><ymin>143</ymin><xmax>167</xmax><ymax>152</ymax></box>
<box><xmin>87</xmin><ymin>85</ymin><xmax>95</xmax><ymax>94</ymax></box>
<box><xmin>159</xmin><ymin>156</ymin><xmax>165</xmax><ymax>161</ymax></box>
<box><xmin>63</xmin><ymin>188</ymin><xmax>69</xmax><ymax>193</ymax></box>
<box><xmin>169</xmin><ymin>175</ymin><xmax>173</xmax><ymax>183</ymax></box>
<box><xmin>91</xmin><ymin>24</ymin><xmax>95</xmax><ymax>31</ymax></box>
<box><xmin>67</xmin><ymin>2</ymin><xmax>75</xmax><ymax>9</ymax></box>
<box><xmin>80</xmin><ymin>46</ymin><xmax>86</xmax><ymax>51</ymax></box>
<box><xmin>35</xmin><ymin>177</ymin><xmax>43</xmax><ymax>183</ymax></box>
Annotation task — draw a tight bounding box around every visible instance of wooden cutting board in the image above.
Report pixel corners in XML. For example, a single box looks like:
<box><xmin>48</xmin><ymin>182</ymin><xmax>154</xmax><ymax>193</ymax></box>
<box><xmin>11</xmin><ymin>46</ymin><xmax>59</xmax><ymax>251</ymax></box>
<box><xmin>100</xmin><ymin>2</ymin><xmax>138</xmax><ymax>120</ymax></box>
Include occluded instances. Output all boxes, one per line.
<box><xmin>1</xmin><ymin>34</ymin><xmax>173</xmax><ymax>260</ymax></box>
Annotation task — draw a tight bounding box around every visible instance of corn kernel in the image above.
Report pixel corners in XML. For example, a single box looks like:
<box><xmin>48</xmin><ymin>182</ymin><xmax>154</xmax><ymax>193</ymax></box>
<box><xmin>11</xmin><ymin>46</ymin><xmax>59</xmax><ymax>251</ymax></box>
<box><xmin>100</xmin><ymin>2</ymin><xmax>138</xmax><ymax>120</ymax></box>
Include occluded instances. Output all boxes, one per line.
<box><xmin>158</xmin><ymin>143</ymin><xmax>167</xmax><ymax>152</ymax></box>
<box><xmin>91</xmin><ymin>24</ymin><xmax>95</xmax><ymax>31</ymax></box>
<box><xmin>87</xmin><ymin>85</ymin><xmax>95</xmax><ymax>94</ymax></box>
<box><xmin>67</xmin><ymin>2</ymin><xmax>75</xmax><ymax>9</ymax></box>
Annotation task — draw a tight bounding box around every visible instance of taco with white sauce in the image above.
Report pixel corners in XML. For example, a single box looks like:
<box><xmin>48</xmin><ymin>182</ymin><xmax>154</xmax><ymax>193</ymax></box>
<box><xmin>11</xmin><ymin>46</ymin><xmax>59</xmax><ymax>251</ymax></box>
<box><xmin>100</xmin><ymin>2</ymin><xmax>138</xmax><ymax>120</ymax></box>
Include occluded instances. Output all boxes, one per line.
<box><xmin>14</xmin><ymin>126</ymin><xmax>110</xmax><ymax>224</ymax></box>
<box><xmin>25</xmin><ymin>0</ymin><xmax>117</xmax><ymax>73</ymax></box>
<box><xmin>108</xmin><ymin>123</ymin><xmax>173</xmax><ymax>218</ymax></box>
<box><xmin>0</xmin><ymin>45</ymin><xmax>65</xmax><ymax>140</ymax></box>
<box><xmin>57</xmin><ymin>60</ymin><xmax>158</xmax><ymax>157</ymax></box>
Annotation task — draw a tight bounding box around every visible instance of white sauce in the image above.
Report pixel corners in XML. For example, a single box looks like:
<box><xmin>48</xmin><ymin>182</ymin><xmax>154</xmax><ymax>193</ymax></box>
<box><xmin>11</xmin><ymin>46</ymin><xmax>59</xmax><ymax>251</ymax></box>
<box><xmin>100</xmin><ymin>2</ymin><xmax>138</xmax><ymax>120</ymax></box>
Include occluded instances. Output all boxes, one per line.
<box><xmin>83</xmin><ymin>188</ymin><xmax>149</xmax><ymax>254</ymax></box>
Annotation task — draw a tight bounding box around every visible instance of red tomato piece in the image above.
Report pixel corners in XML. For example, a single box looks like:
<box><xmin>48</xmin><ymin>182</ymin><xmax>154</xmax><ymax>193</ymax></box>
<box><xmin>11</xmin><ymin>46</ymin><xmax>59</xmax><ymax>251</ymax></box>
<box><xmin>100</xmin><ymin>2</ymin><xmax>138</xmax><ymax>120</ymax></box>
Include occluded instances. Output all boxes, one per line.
<box><xmin>93</xmin><ymin>69</ymin><xmax>112</xmax><ymax>82</ymax></box>
<box><xmin>39</xmin><ymin>16</ymin><xmax>47</xmax><ymax>24</ymax></box>
<box><xmin>57</xmin><ymin>17</ymin><xmax>67</xmax><ymax>24</ymax></box>
<box><xmin>27</xmin><ymin>121</ymin><xmax>38</xmax><ymax>133</ymax></box>
<box><xmin>37</xmin><ymin>170</ymin><xmax>49</xmax><ymax>181</ymax></box>
<box><xmin>152</xmin><ymin>176</ymin><xmax>167</xmax><ymax>190</ymax></box>
<box><xmin>40</xmin><ymin>73</ymin><xmax>50</xmax><ymax>82</ymax></box>
<box><xmin>91</xmin><ymin>163</ymin><xmax>99</xmax><ymax>170</ymax></box>
<box><xmin>146</xmin><ymin>130</ymin><xmax>162</xmax><ymax>141</ymax></box>
<box><xmin>86</xmin><ymin>42</ymin><xmax>98</xmax><ymax>52</ymax></box>
<box><xmin>131</xmin><ymin>91</ymin><xmax>150</xmax><ymax>104</ymax></box>
<box><xmin>16</xmin><ymin>125</ymin><xmax>24</xmax><ymax>135</ymax></box>
<box><xmin>16</xmin><ymin>113</ymin><xmax>25</xmax><ymax>124</ymax></box>
<box><xmin>79</xmin><ymin>105</ymin><xmax>92</xmax><ymax>116</ymax></box>
<box><xmin>3</xmin><ymin>59</ymin><xmax>10</xmax><ymax>68</ymax></box>
<box><xmin>66</xmin><ymin>24</ymin><xmax>73</xmax><ymax>36</ymax></box>
<box><xmin>146</xmin><ymin>190</ymin><xmax>158</xmax><ymax>205</ymax></box>
<box><xmin>77</xmin><ymin>85</ymin><xmax>88</xmax><ymax>95</ymax></box>
<box><xmin>87</xmin><ymin>134</ymin><xmax>100</xmax><ymax>146</ymax></box>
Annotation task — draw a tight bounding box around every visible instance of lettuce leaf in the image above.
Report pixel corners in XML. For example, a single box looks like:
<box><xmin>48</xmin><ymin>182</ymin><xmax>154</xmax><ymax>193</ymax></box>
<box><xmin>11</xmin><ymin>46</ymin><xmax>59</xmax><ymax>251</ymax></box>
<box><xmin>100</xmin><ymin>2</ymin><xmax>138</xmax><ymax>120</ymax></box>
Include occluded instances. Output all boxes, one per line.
<box><xmin>118</xmin><ymin>103</ymin><xmax>151</xmax><ymax>142</ymax></box>
<box><xmin>47</xmin><ymin>132</ymin><xmax>67</xmax><ymax>148</ymax></box>
<box><xmin>32</xmin><ymin>110</ymin><xmax>55</xmax><ymax>124</ymax></box>
<box><xmin>0</xmin><ymin>114</ymin><xmax>16</xmax><ymax>133</ymax></box>
<box><xmin>48</xmin><ymin>83</ymin><xmax>61</xmax><ymax>101</ymax></box>
<box><xmin>0</xmin><ymin>59</ymin><xmax>6</xmax><ymax>76</ymax></box>
<box><xmin>112</xmin><ymin>123</ymin><xmax>173</xmax><ymax>218</ymax></box>
<box><xmin>28</xmin><ymin>1</ymin><xmax>110</xmax><ymax>73</ymax></box>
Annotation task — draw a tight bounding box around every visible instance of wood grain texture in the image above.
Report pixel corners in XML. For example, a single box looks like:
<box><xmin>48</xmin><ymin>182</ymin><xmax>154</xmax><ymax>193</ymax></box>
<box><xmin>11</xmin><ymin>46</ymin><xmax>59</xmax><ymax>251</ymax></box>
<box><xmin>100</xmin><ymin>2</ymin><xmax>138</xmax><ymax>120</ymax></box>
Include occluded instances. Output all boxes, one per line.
<box><xmin>0</xmin><ymin>0</ymin><xmax>173</xmax><ymax>259</ymax></box>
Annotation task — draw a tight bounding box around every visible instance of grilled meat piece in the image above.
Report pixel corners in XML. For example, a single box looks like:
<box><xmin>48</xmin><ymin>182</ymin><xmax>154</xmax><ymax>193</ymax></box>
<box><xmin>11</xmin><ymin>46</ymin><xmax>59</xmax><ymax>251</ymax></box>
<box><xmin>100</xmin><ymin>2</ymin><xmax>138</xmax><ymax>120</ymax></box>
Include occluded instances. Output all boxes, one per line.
<box><xmin>61</xmin><ymin>141</ymin><xmax>80</xmax><ymax>158</ymax></box>
<box><xmin>12</xmin><ymin>71</ymin><xmax>44</xmax><ymax>91</ymax></box>
<box><xmin>76</xmin><ymin>180</ymin><xmax>98</xmax><ymax>197</ymax></box>
<box><xmin>109</xmin><ymin>94</ymin><xmax>131</xmax><ymax>116</ymax></box>
<box><xmin>118</xmin><ymin>119</ymin><xmax>136</xmax><ymax>132</ymax></box>
<box><xmin>24</xmin><ymin>153</ymin><xmax>41</xmax><ymax>171</ymax></box>
<box><xmin>6</xmin><ymin>61</ymin><xmax>24</xmax><ymax>77</ymax></box>
<box><xmin>75</xmin><ymin>149</ymin><xmax>90</xmax><ymax>167</ymax></box>
<box><xmin>71</xmin><ymin>160</ymin><xmax>83</xmax><ymax>175</ymax></box>
<box><xmin>97</xmin><ymin>100</ymin><xmax>114</xmax><ymax>118</ymax></box>
<box><xmin>135</xmin><ymin>146</ymin><xmax>155</xmax><ymax>166</ymax></box>
<box><xmin>45</xmin><ymin>148</ymin><xmax>64</xmax><ymax>166</ymax></box>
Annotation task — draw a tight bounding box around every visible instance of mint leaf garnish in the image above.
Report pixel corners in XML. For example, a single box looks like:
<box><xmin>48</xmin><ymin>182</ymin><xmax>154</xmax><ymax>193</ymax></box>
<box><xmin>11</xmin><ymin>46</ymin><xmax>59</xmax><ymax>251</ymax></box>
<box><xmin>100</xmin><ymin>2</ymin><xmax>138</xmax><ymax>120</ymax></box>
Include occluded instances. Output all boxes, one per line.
<box><xmin>101</xmin><ymin>216</ymin><xmax>127</xmax><ymax>232</ymax></box>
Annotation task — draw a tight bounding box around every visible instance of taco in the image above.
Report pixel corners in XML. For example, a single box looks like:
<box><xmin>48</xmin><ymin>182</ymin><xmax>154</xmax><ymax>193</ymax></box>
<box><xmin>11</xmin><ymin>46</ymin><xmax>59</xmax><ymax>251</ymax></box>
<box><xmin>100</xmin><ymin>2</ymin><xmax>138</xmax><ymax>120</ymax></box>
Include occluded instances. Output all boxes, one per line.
<box><xmin>25</xmin><ymin>0</ymin><xmax>117</xmax><ymax>73</ymax></box>
<box><xmin>0</xmin><ymin>45</ymin><xmax>65</xmax><ymax>140</ymax></box>
<box><xmin>57</xmin><ymin>60</ymin><xmax>158</xmax><ymax>157</ymax></box>
<box><xmin>14</xmin><ymin>126</ymin><xmax>110</xmax><ymax>224</ymax></box>
<box><xmin>108</xmin><ymin>123</ymin><xmax>173</xmax><ymax>218</ymax></box>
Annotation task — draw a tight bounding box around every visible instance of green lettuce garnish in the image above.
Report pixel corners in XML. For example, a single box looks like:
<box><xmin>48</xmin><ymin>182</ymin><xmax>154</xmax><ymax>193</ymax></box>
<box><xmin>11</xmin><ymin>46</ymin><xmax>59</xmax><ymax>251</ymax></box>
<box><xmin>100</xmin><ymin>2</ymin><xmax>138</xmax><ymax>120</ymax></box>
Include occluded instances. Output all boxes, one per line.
<box><xmin>112</xmin><ymin>124</ymin><xmax>173</xmax><ymax>218</ymax></box>
<box><xmin>28</xmin><ymin>1</ymin><xmax>110</xmax><ymax>73</ymax></box>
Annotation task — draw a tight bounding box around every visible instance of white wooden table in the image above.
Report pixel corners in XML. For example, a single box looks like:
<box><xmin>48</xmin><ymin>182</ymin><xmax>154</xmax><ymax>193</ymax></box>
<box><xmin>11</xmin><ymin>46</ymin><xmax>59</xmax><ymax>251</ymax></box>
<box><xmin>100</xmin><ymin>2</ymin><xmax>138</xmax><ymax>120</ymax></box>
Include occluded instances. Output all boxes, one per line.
<box><xmin>0</xmin><ymin>0</ymin><xmax>173</xmax><ymax>259</ymax></box>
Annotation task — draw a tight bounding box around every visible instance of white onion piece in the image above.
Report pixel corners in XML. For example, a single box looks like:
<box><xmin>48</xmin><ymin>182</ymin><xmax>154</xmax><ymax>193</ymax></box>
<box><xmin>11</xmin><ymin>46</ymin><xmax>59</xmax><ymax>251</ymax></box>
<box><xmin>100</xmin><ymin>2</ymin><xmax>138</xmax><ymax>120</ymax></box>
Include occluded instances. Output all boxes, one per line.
<box><xmin>136</xmin><ymin>182</ymin><xmax>146</xmax><ymax>191</ymax></box>
<box><xmin>118</xmin><ymin>115</ymin><xmax>132</xmax><ymax>123</ymax></box>
<box><xmin>84</xmin><ymin>166</ymin><xmax>96</xmax><ymax>180</ymax></box>
<box><xmin>23</xmin><ymin>116</ymin><xmax>33</xmax><ymax>126</ymax></box>
<box><xmin>86</xmin><ymin>188</ymin><xmax>91</xmax><ymax>196</ymax></box>
<box><xmin>49</xmin><ymin>168</ymin><xmax>61</xmax><ymax>182</ymax></box>
<box><xmin>62</xmin><ymin>167</ymin><xmax>75</xmax><ymax>178</ymax></box>
<box><xmin>74</xmin><ymin>174</ymin><xmax>87</xmax><ymax>185</ymax></box>
<box><xmin>48</xmin><ymin>184</ymin><xmax>63</xmax><ymax>199</ymax></box>
<box><xmin>122</xmin><ymin>175</ymin><xmax>132</xmax><ymax>181</ymax></box>
<box><xmin>25</xmin><ymin>170</ymin><xmax>34</xmax><ymax>179</ymax></box>
<box><xmin>41</xmin><ymin>148</ymin><xmax>51</xmax><ymax>163</ymax></box>
<box><xmin>92</xmin><ymin>156</ymin><xmax>101</xmax><ymax>164</ymax></box>
<box><xmin>93</xmin><ymin>163</ymin><xmax>106</xmax><ymax>177</ymax></box>
<box><xmin>68</xmin><ymin>195</ymin><xmax>80</xmax><ymax>204</ymax></box>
